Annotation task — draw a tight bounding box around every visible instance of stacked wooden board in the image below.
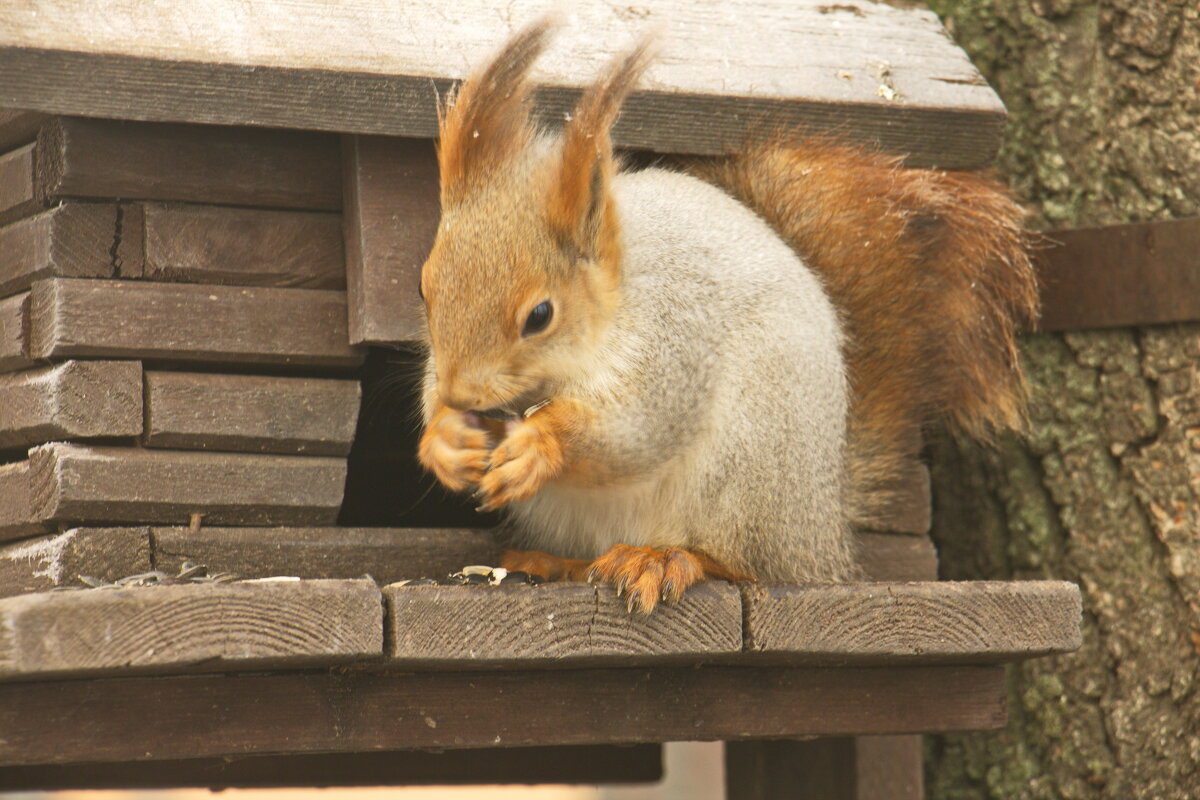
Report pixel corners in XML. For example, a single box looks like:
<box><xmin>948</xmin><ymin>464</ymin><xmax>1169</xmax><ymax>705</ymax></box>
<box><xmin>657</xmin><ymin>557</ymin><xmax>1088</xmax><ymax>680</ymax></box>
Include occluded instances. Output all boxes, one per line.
<box><xmin>0</xmin><ymin>113</ymin><xmax>363</xmax><ymax>546</ymax></box>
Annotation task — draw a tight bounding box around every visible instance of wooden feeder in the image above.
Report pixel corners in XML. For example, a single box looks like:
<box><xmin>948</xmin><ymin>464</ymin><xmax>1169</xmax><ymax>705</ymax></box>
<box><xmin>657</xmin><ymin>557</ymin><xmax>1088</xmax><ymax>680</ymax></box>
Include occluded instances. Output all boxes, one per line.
<box><xmin>0</xmin><ymin>2</ymin><xmax>1080</xmax><ymax>798</ymax></box>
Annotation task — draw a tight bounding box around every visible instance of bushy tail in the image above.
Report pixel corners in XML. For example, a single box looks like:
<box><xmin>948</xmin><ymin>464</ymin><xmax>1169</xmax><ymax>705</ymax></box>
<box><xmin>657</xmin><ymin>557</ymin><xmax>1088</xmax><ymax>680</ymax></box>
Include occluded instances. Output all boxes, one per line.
<box><xmin>686</xmin><ymin>140</ymin><xmax>1038</xmax><ymax>528</ymax></box>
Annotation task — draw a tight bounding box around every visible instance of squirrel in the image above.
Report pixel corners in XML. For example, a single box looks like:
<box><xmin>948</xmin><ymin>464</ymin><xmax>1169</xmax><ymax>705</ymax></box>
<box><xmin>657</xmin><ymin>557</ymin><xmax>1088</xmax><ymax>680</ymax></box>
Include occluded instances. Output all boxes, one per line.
<box><xmin>416</xmin><ymin>18</ymin><xmax>1038</xmax><ymax>613</ymax></box>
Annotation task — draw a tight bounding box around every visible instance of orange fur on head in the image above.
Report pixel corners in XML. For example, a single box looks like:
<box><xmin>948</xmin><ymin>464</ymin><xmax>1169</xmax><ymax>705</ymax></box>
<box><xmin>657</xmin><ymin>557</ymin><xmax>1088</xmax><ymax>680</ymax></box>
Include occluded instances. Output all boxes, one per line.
<box><xmin>436</xmin><ymin>16</ymin><xmax>556</xmax><ymax>206</ymax></box>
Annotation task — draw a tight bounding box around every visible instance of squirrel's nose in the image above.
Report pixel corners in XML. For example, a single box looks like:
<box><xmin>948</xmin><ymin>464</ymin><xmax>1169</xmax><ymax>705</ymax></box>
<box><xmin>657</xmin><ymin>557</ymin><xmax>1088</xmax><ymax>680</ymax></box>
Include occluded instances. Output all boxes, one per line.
<box><xmin>438</xmin><ymin>382</ymin><xmax>485</xmax><ymax>412</ymax></box>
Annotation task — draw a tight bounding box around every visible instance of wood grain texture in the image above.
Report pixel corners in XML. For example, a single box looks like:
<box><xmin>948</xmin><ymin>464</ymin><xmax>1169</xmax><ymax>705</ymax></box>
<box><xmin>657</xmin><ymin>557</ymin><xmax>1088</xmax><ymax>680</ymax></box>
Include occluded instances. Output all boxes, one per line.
<box><xmin>0</xmin><ymin>142</ymin><xmax>37</xmax><ymax>226</ymax></box>
<box><xmin>35</xmin><ymin>117</ymin><xmax>341</xmax><ymax>210</ymax></box>
<box><xmin>0</xmin><ymin>109</ymin><xmax>46</xmax><ymax>152</ymax></box>
<box><xmin>0</xmin><ymin>201</ymin><xmax>116</xmax><ymax>296</ymax></box>
<box><xmin>153</xmin><ymin>527</ymin><xmax>500</xmax><ymax>584</ymax></box>
<box><xmin>1037</xmin><ymin>216</ymin><xmax>1200</xmax><ymax>330</ymax></box>
<box><xmin>0</xmin><ymin>577</ymin><xmax>382</xmax><ymax>680</ymax></box>
<box><xmin>856</xmin><ymin>532</ymin><xmax>937</xmax><ymax>581</ymax></box>
<box><xmin>386</xmin><ymin>582</ymin><xmax>742</xmax><ymax>664</ymax></box>
<box><xmin>0</xmin><ymin>745</ymin><xmax>663</xmax><ymax>791</ymax></box>
<box><xmin>143</xmin><ymin>371</ymin><xmax>360</xmax><ymax>456</ymax></box>
<box><xmin>0</xmin><ymin>527</ymin><xmax>150</xmax><ymax>597</ymax></box>
<box><xmin>132</xmin><ymin>202</ymin><xmax>344</xmax><ymax>288</ymax></box>
<box><xmin>28</xmin><ymin>278</ymin><xmax>364</xmax><ymax>368</ymax></box>
<box><xmin>0</xmin><ymin>1</ymin><xmax>1005</xmax><ymax>167</ymax></box>
<box><xmin>741</xmin><ymin>581</ymin><xmax>1082</xmax><ymax>664</ymax></box>
<box><xmin>342</xmin><ymin>135</ymin><xmax>436</xmax><ymax>344</ymax></box>
<box><xmin>0</xmin><ymin>460</ymin><xmax>49</xmax><ymax>541</ymax></box>
<box><xmin>0</xmin><ymin>292</ymin><xmax>31</xmax><ymax>373</ymax></box>
<box><xmin>0</xmin><ymin>360</ymin><xmax>143</xmax><ymax>450</ymax></box>
<box><xmin>26</xmin><ymin>443</ymin><xmax>348</xmax><ymax>526</ymax></box>
<box><xmin>0</xmin><ymin>664</ymin><xmax>1006</xmax><ymax>765</ymax></box>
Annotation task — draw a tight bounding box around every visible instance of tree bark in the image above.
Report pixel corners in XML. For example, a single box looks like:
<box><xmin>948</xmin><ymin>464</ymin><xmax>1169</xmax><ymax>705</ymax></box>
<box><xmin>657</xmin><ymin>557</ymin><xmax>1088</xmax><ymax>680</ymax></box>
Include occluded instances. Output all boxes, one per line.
<box><xmin>923</xmin><ymin>1</ymin><xmax>1200</xmax><ymax>797</ymax></box>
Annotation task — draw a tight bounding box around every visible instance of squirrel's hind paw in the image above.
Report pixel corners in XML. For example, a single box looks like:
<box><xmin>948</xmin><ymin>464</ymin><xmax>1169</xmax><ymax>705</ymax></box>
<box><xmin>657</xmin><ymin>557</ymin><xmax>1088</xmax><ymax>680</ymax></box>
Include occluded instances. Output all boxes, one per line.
<box><xmin>499</xmin><ymin>549</ymin><xmax>591</xmax><ymax>581</ymax></box>
<box><xmin>586</xmin><ymin>545</ymin><xmax>740</xmax><ymax>614</ymax></box>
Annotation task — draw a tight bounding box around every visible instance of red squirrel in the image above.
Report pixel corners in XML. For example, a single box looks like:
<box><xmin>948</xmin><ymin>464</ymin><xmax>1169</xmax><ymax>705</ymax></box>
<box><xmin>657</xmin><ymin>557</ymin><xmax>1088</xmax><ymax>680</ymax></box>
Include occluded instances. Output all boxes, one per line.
<box><xmin>416</xmin><ymin>19</ymin><xmax>1037</xmax><ymax>612</ymax></box>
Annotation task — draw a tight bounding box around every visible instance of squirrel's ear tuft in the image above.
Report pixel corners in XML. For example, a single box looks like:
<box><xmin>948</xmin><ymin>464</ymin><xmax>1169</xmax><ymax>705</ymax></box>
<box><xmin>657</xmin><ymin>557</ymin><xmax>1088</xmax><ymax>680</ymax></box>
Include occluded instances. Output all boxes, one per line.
<box><xmin>548</xmin><ymin>38</ymin><xmax>655</xmax><ymax>262</ymax></box>
<box><xmin>437</xmin><ymin>16</ymin><xmax>557</xmax><ymax>206</ymax></box>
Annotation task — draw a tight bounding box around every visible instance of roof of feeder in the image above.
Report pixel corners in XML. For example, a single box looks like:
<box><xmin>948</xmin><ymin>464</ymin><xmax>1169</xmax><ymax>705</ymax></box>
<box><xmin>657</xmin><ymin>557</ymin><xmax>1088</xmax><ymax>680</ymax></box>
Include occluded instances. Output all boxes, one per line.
<box><xmin>0</xmin><ymin>0</ymin><xmax>1004</xmax><ymax>167</ymax></box>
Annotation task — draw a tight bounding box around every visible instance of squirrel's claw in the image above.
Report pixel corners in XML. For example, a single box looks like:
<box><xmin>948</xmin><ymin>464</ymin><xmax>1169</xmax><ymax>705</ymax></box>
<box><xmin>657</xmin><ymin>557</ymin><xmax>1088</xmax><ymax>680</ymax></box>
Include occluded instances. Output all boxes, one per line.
<box><xmin>586</xmin><ymin>545</ymin><xmax>710</xmax><ymax>614</ymax></box>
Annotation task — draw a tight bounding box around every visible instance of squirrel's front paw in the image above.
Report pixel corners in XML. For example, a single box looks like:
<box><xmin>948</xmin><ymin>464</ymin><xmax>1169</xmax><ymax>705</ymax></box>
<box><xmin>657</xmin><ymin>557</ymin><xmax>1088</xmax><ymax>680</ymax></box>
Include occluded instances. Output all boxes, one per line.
<box><xmin>418</xmin><ymin>407</ymin><xmax>492</xmax><ymax>492</ymax></box>
<box><xmin>478</xmin><ymin>416</ymin><xmax>565</xmax><ymax>510</ymax></box>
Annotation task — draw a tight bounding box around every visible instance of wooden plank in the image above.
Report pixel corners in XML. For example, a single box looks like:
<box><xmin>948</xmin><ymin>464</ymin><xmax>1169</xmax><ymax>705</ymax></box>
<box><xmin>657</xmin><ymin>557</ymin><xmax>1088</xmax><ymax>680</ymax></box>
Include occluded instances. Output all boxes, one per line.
<box><xmin>0</xmin><ymin>292</ymin><xmax>31</xmax><ymax>373</ymax></box>
<box><xmin>0</xmin><ymin>202</ymin><xmax>116</xmax><ymax>297</ymax></box>
<box><xmin>0</xmin><ymin>577</ymin><xmax>382</xmax><ymax>680</ymax></box>
<box><xmin>386</xmin><ymin>582</ymin><xmax>742</xmax><ymax>664</ymax></box>
<box><xmin>0</xmin><ymin>745</ymin><xmax>663</xmax><ymax>790</ymax></box>
<box><xmin>27</xmin><ymin>443</ymin><xmax>347</xmax><ymax>527</ymax></box>
<box><xmin>0</xmin><ymin>461</ymin><xmax>50</xmax><ymax>541</ymax></box>
<box><xmin>0</xmin><ymin>664</ymin><xmax>1006</xmax><ymax>765</ymax></box>
<box><xmin>0</xmin><ymin>142</ymin><xmax>37</xmax><ymax>226</ymax></box>
<box><xmin>0</xmin><ymin>360</ymin><xmax>143</xmax><ymax>450</ymax></box>
<box><xmin>0</xmin><ymin>109</ymin><xmax>47</xmax><ymax>152</ymax></box>
<box><xmin>856</xmin><ymin>532</ymin><xmax>937</xmax><ymax>581</ymax></box>
<box><xmin>1037</xmin><ymin>216</ymin><xmax>1200</xmax><ymax>330</ymax></box>
<box><xmin>0</xmin><ymin>1</ymin><xmax>1006</xmax><ymax>168</ymax></box>
<box><xmin>0</xmin><ymin>527</ymin><xmax>150</xmax><ymax>597</ymax></box>
<box><xmin>28</xmin><ymin>278</ymin><xmax>364</xmax><ymax>369</ymax></box>
<box><xmin>35</xmin><ymin>117</ymin><xmax>341</xmax><ymax>211</ymax></box>
<box><xmin>741</xmin><ymin>581</ymin><xmax>1082</xmax><ymax>664</ymax></box>
<box><xmin>725</xmin><ymin>735</ymin><xmax>923</xmax><ymax>800</ymax></box>
<box><xmin>342</xmin><ymin>136</ymin><xmax>436</xmax><ymax>344</ymax></box>
<box><xmin>129</xmin><ymin>202</ymin><xmax>345</xmax><ymax>288</ymax></box>
<box><xmin>152</xmin><ymin>527</ymin><xmax>500</xmax><ymax>584</ymax></box>
<box><xmin>143</xmin><ymin>371</ymin><xmax>360</xmax><ymax>456</ymax></box>
<box><xmin>859</xmin><ymin>459</ymin><xmax>930</xmax><ymax>536</ymax></box>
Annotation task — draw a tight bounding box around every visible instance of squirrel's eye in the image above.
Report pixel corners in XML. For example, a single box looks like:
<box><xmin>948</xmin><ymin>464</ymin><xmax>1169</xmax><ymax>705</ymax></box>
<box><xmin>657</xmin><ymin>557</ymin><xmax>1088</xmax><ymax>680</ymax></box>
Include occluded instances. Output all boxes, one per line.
<box><xmin>522</xmin><ymin>301</ymin><xmax>553</xmax><ymax>337</ymax></box>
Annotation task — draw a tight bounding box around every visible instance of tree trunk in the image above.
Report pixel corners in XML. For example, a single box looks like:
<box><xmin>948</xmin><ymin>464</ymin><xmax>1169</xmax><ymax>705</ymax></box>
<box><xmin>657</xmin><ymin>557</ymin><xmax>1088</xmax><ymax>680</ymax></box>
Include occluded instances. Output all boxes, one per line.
<box><xmin>922</xmin><ymin>1</ymin><xmax>1200</xmax><ymax>797</ymax></box>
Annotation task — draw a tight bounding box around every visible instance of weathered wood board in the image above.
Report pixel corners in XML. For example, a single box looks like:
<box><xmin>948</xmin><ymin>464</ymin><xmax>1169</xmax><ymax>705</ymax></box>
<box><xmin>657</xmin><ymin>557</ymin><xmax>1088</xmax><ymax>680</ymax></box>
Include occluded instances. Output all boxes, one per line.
<box><xmin>27</xmin><ymin>443</ymin><xmax>348</xmax><ymax>526</ymax></box>
<box><xmin>0</xmin><ymin>527</ymin><xmax>150</xmax><ymax>597</ymax></box>
<box><xmin>0</xmin><ymin>1</ymin><xmax>1006</xmax><ymax>167</ymax></box>
<box><xmin>153</xmin><ymin>526</ymin><xmax>500</xmax><ymax>584</ymax></box>
<box><xmin>725</xmin><ymin>735</ymin><xmax>924</xmax><ymax>800</ymax></box>
<box><xmin>123</xmin><ymin>202</ymin><xmax>345</xmax><ymax>288</ymax></box>
<box><xmin>386</xmin><ymin>582</ymin><xmax>742</xmax><ymax>664</ymax></box>
<box><xmin>0</xmin><ymin>577</ymin><xmax>382</xmax><ymax>680</ymax></box>
<box><xmin>143</xmin><ymin>371</ymin><xmax>360</xmax><ymax>456</ymax></box>
<box><xmin>0</xmin><ymin>460</ymin><xmax>49</xmax><ymax>541</ymax></box>
<box><xmin>1038</xmin><ymin>216</ymin><xmax>1200</xmax><ymax>330</ymax></box>
<box><xmin>28</xmin><ymin>278</ymin><xmax>364</xmax><ymax>368</ymax></box>
<box><xmin>741</xmin><ymin>581</ymin><xmax>1082</xmax><ymax>664</ymax></box>
<box><xmin>857</xmin><ymin>532</ymin><xmax>937</xmax><ymax>582</ymax></box>
<box><xmin>342</xmin><ymin>136</ymin><xmax>436</xmax><ymax>344</ymax></box>
<box><xmin>0</xmin><ymin>745</ymin><xmax>664</xmax><ymax>791</ymax></box>
<box><xmin>860</xmin><ymin>460</ymin><xmax>931</xmax><ymax>536</ymax></box>
<box><xmin>0</xmin><ymin>142</ymin><xmax>37</xmax><ymax>226</ymax></box>
<box><xmin>35</xmin><ymin>117</ymin><xmax>341</xmax><ymax>211</ymax></box>
<box><xmin>0</xmin><ymin>360</ymin><xmax>143</xmax><ymax>450</ymax></box>
<box><xmin>0</xmin><ymin>292</ymin><xmax>32</xmax><ymax>373</ymax></box>
<box><xmin>0</xmin><ymin>201</ymin><xmax>116</xmax><ymax>297</ymax></box>
<box><xmin>0</xmin><ymin>664</ymin><xmax>1007</xmax><ymax>765</ymax></box>
<box><xmin>0</xmin><ymin>109</ymin><xmax>46</xmax><ymax>153</ymax></box>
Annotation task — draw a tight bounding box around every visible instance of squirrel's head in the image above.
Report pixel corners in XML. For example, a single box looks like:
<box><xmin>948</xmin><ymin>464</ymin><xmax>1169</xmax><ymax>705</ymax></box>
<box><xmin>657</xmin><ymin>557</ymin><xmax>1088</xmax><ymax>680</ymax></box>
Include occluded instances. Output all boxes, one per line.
<box><xmin>419</xmin><ymin>18</ymin><xmax>653</xmax><ymax>414</ymax></box>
